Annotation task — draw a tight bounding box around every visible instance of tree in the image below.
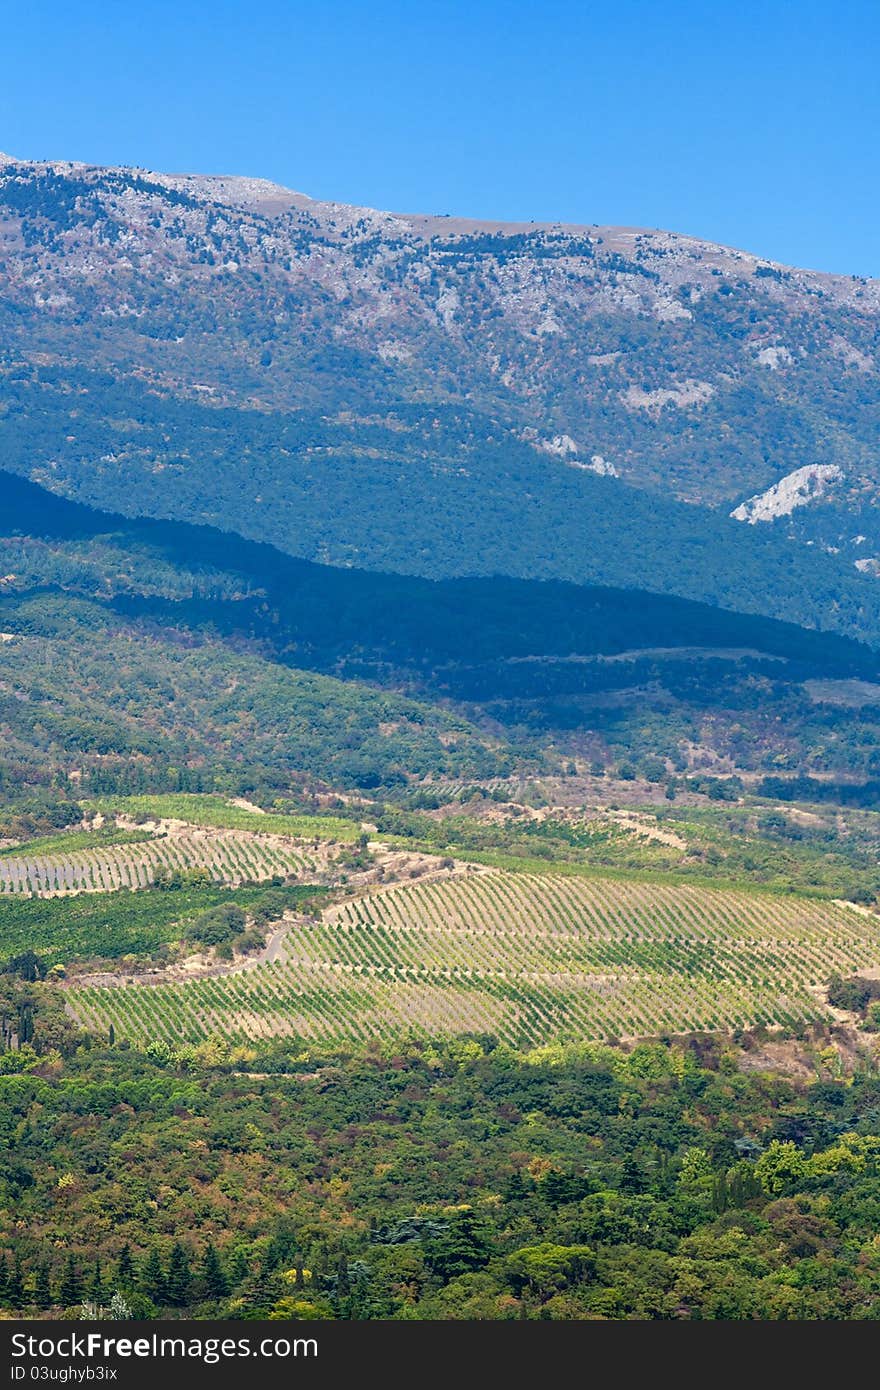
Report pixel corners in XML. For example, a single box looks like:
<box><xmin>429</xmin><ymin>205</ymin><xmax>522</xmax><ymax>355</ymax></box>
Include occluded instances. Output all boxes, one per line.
<box><xmin>3</xmin><ymin>951</ymin><xmax>47</xmax><ymax>981</ymax></box>
<box><xmin>34</xmin><ymin>1263</ymin><xmax>52</xmax><ymax>1310</ymax></box>
<box><xmin>755</xmin><ymin>1140</ymin><xmax>808</xmax><ymax>1197</ymax></box>
<box><xmin>88</xmin><ymin>1258</ymin><xmax>105</xmax><ymax>1305</ymax></box>
<box><xmin>116</xmin><ymin>1245</ymin><xmax>134</xmax><ymax>1288</ymax></box>
<box><xmin>59</xmin><ymin>1253</ymin><xmax>82</xmax><ymax>1307</ymax></box>
<box><xmin>201</xmin><ymin>1244</ymin><xmax>228</xmax><ymax>1300</ymax></box>
<box><xmin>619</xmin><ymin>1156</ymin><xmax>648</xmax><ymax>1193</ymax></box>
<box><xmin>504</xmin><ymin>1243</ymin><xmax>594</xmax><ymax>1299</ymax></box>
<box><xmin>7</xmin><ymin>1256</ymin><xmax>24</xmax><ymax>1310</ymax></box>
<box><xmin>423</xmin><ymin>1209</ymin><xmax>491</xmax><ymax>1281</ymax></box>
<box><xmin>139</xmin><ymin>1248</ymin><xmax>167</xmax><ymax>1306</ymax></box>
<box><xmin>166</xmin><ymin>1243</ymin><xmax>192</xmax><ymax>1307</ymax></box>
<box><xmin>228</xmin><ymin>1249</ymin><xmax>249</xmax><ymax>1287</ymax></box>
<box><xmin>677</xmin><ymin>1146</ymin><xmax>713</xmax><ymax>1195</ymax></box>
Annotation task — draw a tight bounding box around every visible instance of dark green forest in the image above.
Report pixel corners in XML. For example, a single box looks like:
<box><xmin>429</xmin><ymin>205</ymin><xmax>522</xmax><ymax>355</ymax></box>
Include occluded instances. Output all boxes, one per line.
<box><xmin>3</xmin><ymin>365</ymin><xmax>880</xmax><ymax>646</ymax></box>
<box><xmin>5</xmin><ymin>470</ymin><xmax>880</xmax><ymax>848</ymax></box>
<box><xmin>3</xmin><ymin>1035</ymin><xmax>880</xmax><ymax>1320</ymax></box>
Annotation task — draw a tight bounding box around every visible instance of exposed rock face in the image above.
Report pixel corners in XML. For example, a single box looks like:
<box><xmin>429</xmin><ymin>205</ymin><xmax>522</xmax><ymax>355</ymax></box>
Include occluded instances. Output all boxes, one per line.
<box><xmin>731</xmin><ymin>466</ymin><xmax>845</xmax><ymax>524</ymax></box>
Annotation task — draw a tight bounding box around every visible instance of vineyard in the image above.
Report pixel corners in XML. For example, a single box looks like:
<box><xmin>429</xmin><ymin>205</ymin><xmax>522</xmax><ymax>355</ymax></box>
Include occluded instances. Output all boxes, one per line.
<box><xmin>0</xmin><ymin>884</ymin><xmax>325</xmax><ymax>962</ymax></box>
<box><xmin>70</xmin><ymin>869</ymin><xmax>880</xmax><ymax>1047</ymax></box>
<box><xmin>0</xmin><ymin>828</ymin><xmax>332</xmax><ymax>897</ymax></box>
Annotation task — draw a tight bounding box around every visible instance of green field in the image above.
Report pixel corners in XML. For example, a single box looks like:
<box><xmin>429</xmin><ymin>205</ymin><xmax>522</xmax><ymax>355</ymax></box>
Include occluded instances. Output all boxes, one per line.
<box><xmin>81</xmin><ymin>794</ymin><xmax>360</xmax><ymax>841</ymax></box>
<box><xmin>0</xmin><ymin>827</ymin><xmax>155</xmax><ymax>859</ymax></box>
<box><xmin>0</xmin><ymin>884</ymin><xmax>325</xmax><ymax>963</ymax></box>
<box><xmin>71</xmin><ymin>868</ymin><xmax>880</xmax><ymax>1046</ymax></box>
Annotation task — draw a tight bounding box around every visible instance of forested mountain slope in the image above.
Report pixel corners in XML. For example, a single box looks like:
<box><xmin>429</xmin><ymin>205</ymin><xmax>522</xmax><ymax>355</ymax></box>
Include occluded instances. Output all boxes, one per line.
<box><xmin>6</xmin><ymin>471</ymin><xmax>880</xmax><ymax>828</ymax></box>
<box><xmin>1</xmin><ymin>156</ymin><xmax>878</xmax><ymax>633</ymax></box>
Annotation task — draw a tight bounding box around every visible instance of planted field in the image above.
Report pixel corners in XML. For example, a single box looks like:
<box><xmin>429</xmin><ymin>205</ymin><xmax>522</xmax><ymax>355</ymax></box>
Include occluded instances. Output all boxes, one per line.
<box><xmin>0</xmin><ymin>829</ymin><xmax>327</xmax><ymax>898</ymax></box>
<box><xmin>70</xmin><ymin>870</ymin><xmax>880</xmax><ymax>1047</ymax></box>
<box><xmin>0</xmin><ymin>827</ymin><xmax>155</xmax><ymax>860</ymax></box>
<box><xmin>0</xmin><ymin>884</ymin><xmax>325</xmax><ymax>963</ymax></box>
<box><xmin>82</xmin><ymin>795</ymin><xmax>359</xmax><ymax>841</ymax></box>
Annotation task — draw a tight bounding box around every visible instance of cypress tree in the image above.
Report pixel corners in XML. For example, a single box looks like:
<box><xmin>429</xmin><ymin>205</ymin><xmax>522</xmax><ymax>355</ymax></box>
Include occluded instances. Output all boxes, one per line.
<box><xmin>89</xmin><ymin>1258</ymin><xmax>105</xmax><ymax>1305</ymax></box>
<box><xmin>712</xmin><ymin>1173</ymin><xmax>729</xmax><ymax>1214</ymax></box>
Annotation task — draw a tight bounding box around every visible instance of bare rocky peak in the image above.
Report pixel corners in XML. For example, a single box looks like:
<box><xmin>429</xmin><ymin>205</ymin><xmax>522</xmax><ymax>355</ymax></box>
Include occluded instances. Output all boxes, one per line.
<box><xmin>2</xmin><ymin>150</ymin><xmax>875</xmax><ymax>302</ymax></box>
<box><xmin>151</xmin><ymin>170</ymin><xmax>305</xmax><ymax>216</ymax></box>
<box><xmin>0</xmin><ymin>151</ymin><xmax>877</xmax><ymax>537</ymax></box>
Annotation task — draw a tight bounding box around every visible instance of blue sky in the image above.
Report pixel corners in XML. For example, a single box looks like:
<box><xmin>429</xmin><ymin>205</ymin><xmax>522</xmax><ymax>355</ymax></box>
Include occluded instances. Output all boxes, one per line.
<box><xmin>3</xmin><ymin>0</ymin><xmax>878</xmax><ymax>275</ymax></box>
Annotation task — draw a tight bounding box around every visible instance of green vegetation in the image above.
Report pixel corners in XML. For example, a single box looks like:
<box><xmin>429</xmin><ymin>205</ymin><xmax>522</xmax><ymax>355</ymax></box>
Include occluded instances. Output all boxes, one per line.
<box><xmin>3</xmin><ymin>1039</ymin><xmax>880</xmax><ymax>1319</ymax></box>
<box><xmin>71</xmin><ymin>870</ymin><xmax>880</xmax><ymax>1046</ymax></box>
<box><xmin>370</xmin><ymin>800</ymin><xmax>880</xmax><ymax>903</ymax></box>
<box><xmin>0</xmin><ymin>825</ymin><xmax>330</xmax><ymax>898</ymax></box>
<box><xmin>82</xmin><ymin>795</ymin><xmax>359</xmax><ymax>842</ymax></box>
<box><xmin>0</xmin><ymin>884</ymin><xmax>325</xmax><ymax>966</ymax></box>
<box><xmin>0</xmin><ymin>584</ymin><xmax>510</xmax><ymax>826</ymax></box>
<box><xmin>1</xmin><ymin>155</ymin><xmax>879</xmax><ymax>646</ymax></box>
<box><xmin>7</xmin><ymin>470</ymin><xmax>880</xmax><ymax>852</ymax></box>
<box><xmin>3</xmin><ymin>163</ymin><xmax>880</xmax><ymax>1323</ymax></box>
<box><xmin>0</xmin><ymin>826</ymin><xmax>154</xmax><ymax>859</ymax></box>
<box><xmin>827</xmin><ymin>974</ymin><xmax>880</xmax><ymax>1023</ymax></box>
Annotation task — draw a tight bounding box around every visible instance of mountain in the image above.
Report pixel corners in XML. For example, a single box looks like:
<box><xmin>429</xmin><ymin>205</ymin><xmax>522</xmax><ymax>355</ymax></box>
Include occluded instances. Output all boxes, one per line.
<box><xmin>1</xmin><ymin>154</ymin><xmax>879</xmax><ymax>639</ymax></box>
<box><xmin>6</xmin><ymin>468</ymin><xmax>880</xmax><ymax>834</ymax></box>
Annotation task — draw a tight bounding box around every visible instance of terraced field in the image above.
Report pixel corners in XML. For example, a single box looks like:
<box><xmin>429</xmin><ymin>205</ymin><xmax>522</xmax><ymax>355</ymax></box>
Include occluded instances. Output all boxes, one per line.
<box><xmin>83</xmin><ymin>795</ymin><xmax>359</xmax><ymax>841</ymax></box>
<box><xmin>0</xmin><ymin>829</ymin><xmax>327</xmax><ymax>897</ymax></box>
<box><xmin>71</xmin><ymin>869</ymin><xmax>880</xmax><ymax>1047</ymax></box>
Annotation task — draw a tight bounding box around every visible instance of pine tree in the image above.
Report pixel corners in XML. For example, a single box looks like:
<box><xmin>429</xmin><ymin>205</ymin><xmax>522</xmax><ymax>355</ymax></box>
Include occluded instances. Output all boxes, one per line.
<box><xmin>89</xmin><ymin>1258</ymin><xmax>105</xmax><ymax>1305</ymax></box>
<box><xmin>34</xmin><ymin>1263</ymin><xmax>52</xmax><ymax>1310</ymax></box>
<box><xmin>712</xmin><ymin>1173</ymin><xmax>729</xmax><ymax>1213</ymax></box>
<box><xmin>228</xmin><ymin>1249</ymin><xmax>249</xmax><ymax>1287</ymax></box>
<box><xmin>0</xmin><ymin>1252</ymin><xmax>10</xmax><ymax>1304</ymax></box>
<box><xmin>503</xmin><ymin>1170</ymin><xmax>528</xmax><ymax>1203</ymax></box>
<box><xmin>7</xmin><ymin>1256</ymin><xmax>23</xmax><ymax>1310</ymax></box>
<box><xmin>139</xmin><ymin>1248</ymin><xmax>167</xmax><ymax>1306</ymax></box>
<box><xmin>59</xmin><ymin>1253</ymin><xmax>82</xmax><ymax>1307</ymax></box>
<box><xmin>201</xmin><ymin>1244</ymin><xmax>228</xmax><ymax>1300</ymax></box>
<box><xmin>166</xmin><ymin>1243</ymin><xmax>191</xmax><ymax>1307</ymax></box>
<box><xmin>116</xmin><ymin>1245</ymin><xmax>134</xmax><ymax>1288</ymax></box>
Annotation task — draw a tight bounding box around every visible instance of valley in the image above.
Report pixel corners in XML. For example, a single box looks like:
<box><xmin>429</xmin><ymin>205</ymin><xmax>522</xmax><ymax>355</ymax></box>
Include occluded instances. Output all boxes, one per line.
<box><xmin>2</xmin><ymin>152</ymin><xmax>880</xmax><ymax>1324</ymax></box>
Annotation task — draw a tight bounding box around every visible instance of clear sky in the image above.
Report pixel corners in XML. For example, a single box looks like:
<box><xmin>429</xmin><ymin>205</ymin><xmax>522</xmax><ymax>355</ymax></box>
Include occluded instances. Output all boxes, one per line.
<box><xmin>3</xmin><ymin>0</ymin><xmax>878</xmax><ymax>276</ymax></box>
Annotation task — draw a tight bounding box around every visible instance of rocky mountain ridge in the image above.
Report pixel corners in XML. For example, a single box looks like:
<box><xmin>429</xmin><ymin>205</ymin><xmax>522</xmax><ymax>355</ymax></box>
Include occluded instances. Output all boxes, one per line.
<box><xmin>0</xmin><ymin>153</ymin><xmax>878</xmax><ymax>602</ymax></box>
